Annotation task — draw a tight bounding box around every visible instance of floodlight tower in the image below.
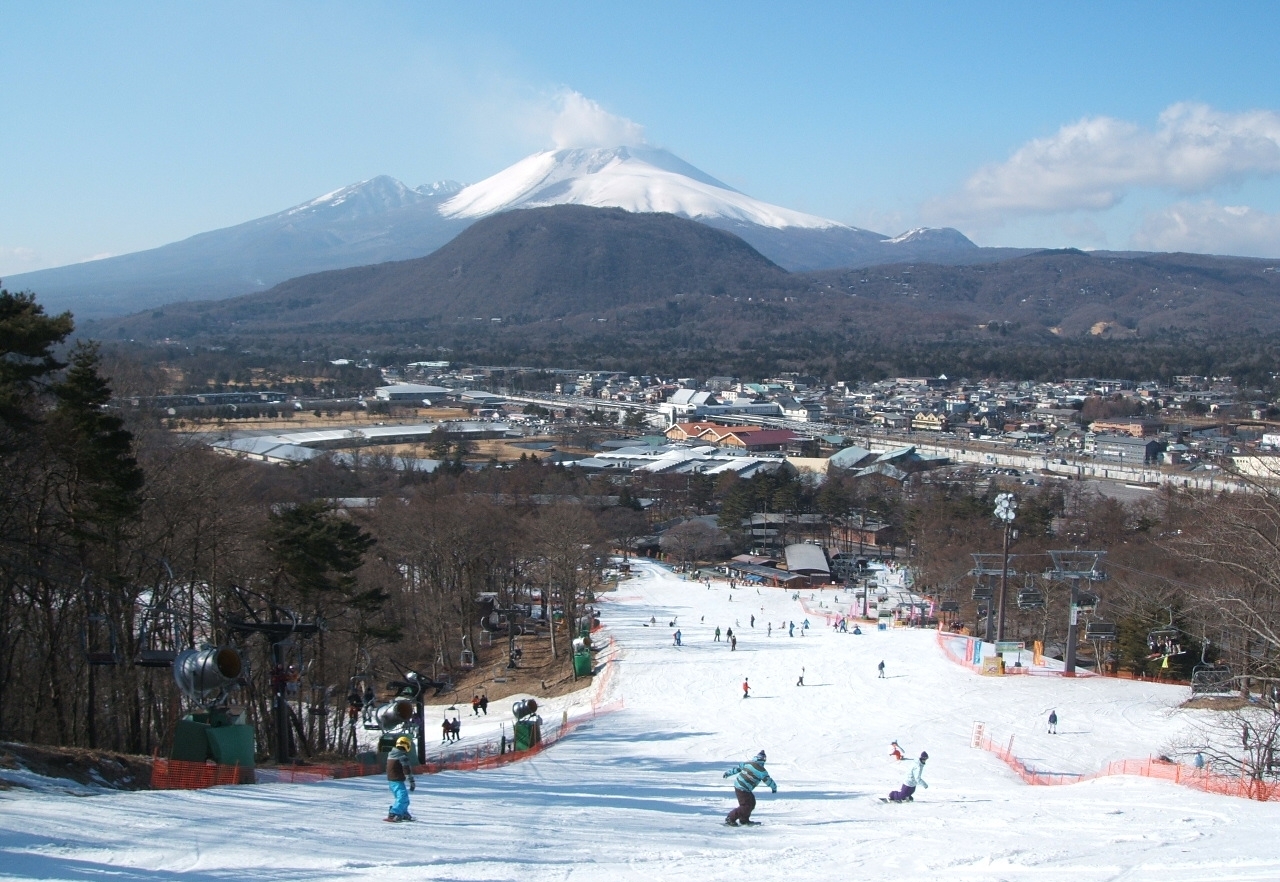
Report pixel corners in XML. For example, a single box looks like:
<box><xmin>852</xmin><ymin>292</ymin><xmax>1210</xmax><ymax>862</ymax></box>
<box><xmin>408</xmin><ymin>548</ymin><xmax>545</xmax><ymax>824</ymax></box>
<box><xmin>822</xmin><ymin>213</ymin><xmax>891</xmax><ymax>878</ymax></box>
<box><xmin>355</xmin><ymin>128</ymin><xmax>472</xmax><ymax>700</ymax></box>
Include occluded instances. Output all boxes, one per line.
<box><xmin>993</xmin><ymin>493</ymin><xmax>1018</xmax><ymax>643</ymax></box>
<box><xmin>1047</xmin><ymin>549</ymin><xmax>1107</xmax><ymax>675</ymax></box>
<box><xmin>969</xmin><ymin>551</ymin><xmax>1017</xmax><ymax>643</ymax></box>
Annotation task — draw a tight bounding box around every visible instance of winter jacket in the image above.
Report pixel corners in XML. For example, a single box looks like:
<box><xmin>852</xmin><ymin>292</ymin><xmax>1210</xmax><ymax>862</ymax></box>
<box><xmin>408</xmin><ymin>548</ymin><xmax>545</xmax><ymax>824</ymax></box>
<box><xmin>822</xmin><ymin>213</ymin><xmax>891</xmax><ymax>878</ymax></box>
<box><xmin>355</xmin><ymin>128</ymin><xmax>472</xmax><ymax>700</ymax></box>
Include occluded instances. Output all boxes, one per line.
<box><xmin>724</xmin><ymin>760</ymin><xmax>777</xmax><ymax>793</ymax></box>
<box><xmin>903</xmin><ymin>759</ymin><xmax>928</xmax><ymax>789</ymax></box>
<box><xmin>387</xmin><ymin>746</ymin><xmax>415</xmax><ymax>785</ymax></box>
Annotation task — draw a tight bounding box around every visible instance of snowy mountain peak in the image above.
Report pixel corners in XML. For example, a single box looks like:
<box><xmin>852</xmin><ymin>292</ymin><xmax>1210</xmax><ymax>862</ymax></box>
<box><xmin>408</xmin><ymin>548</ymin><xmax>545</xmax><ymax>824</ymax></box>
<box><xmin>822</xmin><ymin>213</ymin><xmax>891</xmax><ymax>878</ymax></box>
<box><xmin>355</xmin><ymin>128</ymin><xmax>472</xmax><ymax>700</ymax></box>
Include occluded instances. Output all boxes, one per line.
<box><xmin>285</xmin><ymin>176</ymin><xmax>461</xmax><ymax>220</ymax></box>
<box><xmin>883</xmin><ymin>227</ymin><xmax>978</xmax><ymax>248</ymax></box>
<box><xmin>439</xmin><ymin>146</ymin><xmax>847</xmax><ymax>231</ymax></box>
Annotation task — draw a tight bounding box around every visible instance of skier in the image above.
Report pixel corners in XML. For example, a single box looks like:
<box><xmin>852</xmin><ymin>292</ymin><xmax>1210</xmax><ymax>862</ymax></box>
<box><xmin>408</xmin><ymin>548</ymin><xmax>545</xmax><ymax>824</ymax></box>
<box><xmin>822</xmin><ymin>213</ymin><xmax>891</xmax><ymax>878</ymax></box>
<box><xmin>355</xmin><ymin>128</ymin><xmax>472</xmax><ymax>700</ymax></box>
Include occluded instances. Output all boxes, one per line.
<box><xmin>1047</xmin><ymin>709</ymin><xmax>1058</xmax><ymax>734</ymax></box>
<box><xmin>797</xmin><ymin>667</ymin><xmax>805</xmax><ymax>687</ymax></box>
<box><xmin>385</xmin><ymin>735</ymin><xmax>416</xmax><ymax>822</ymax></box>
<box><xmin>767</xmin><ymin>622</ymin><xmax>772</xmax><ymax>637</ymax></box>
<box><xmin>441</xmin><ymin>717</ymin><xmax>451</xmax><ymax>743</ymax></box>
<box><xmin>742</xmin><ymin>678</ymin><xmax>750</xmax><ymax>698</ymax></box>
<box><xmin>878</xmin><ymin>660</ymin><xmax>886</xmax><ymax>678</ymax></box>
<box><xmin>472</xmin><ymin>694</ymin><xmax>481</xmax><ymax>716</ymax></box>
<box><xmin>730</xmin><ymin>635</ymin><xmax>738</xmax><ymax>651</ymax></box>
<box><xmin>750</xmin><ymin>614</ymin><xmax>755</xmax><ymax>628</ymax></box>
<box><xmin>890</xmin><ymin>740</ymin><xmax>903</xmax><ymax>761</ymax></box>
<box><xmin>715</xmin><ymin>626</ymin><xmax>722</xmax><ymax>642</ymax></box>
<box><xmin>479</xmin><ymin>694</ymin><xmax>489</xmax><ymax>715</ymax></box>
<box><xmin>788</xmin><ymin>621</ymin><xmax>795</xmax><ymax>637</ymax></box>
<box><xmin>887</xmin><ymin>751</ymin><xmax>928</xmax><ymax>802</ymax></box>
<box><xmin>723</xmin><ymin>750</ymin><xmax>777</xmax><ymax>826</ymax></box>
<box><xmin>673</xmin><ymin>629</ymin><xmax>682</xmax><ymax>646</ymax></box>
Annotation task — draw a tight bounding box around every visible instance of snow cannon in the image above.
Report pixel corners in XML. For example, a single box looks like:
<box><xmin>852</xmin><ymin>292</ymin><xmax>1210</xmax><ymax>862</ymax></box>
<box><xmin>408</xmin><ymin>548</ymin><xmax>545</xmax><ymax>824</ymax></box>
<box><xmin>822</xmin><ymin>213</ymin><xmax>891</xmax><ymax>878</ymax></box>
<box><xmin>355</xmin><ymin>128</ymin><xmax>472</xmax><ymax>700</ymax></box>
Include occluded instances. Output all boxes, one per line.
<box><xmin>373</xmin><ymin>698</ymin><xmax>416</xmax><ymax>731</ymax></box>
<box><xmin>511</xmin><ymin>698</ymin><xmax>542</xmax><ymax>751</ymax></box>
<box><xmin>173</xmin><ymin>646</ymin><xmax>242</xmax><ymax>704</ymax></box>
<box><xmin>170</xmin><ymin>647</ymin><xmax>254</xmax><ymax>770</ymax></box>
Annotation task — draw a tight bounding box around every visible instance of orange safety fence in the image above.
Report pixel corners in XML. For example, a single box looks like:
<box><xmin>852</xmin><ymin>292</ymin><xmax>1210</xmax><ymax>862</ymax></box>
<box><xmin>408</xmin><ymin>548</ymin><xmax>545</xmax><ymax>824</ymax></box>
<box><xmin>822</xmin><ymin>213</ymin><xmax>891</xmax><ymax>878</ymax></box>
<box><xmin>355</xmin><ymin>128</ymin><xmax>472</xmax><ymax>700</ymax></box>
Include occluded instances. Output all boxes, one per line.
<box><xmin>975</xmin><ymin>730</ymin><xmax>1278</xmax><ymax>801</ymax></box>
<box><xmin>936</xmin><ymin>630</ymin><xmax>1099</xmax><ymax>677</ymax></box>
<box><xmin>154</xmin><ymin>636</ymin><xmax>624</xmax><ymax>790</ymax></box>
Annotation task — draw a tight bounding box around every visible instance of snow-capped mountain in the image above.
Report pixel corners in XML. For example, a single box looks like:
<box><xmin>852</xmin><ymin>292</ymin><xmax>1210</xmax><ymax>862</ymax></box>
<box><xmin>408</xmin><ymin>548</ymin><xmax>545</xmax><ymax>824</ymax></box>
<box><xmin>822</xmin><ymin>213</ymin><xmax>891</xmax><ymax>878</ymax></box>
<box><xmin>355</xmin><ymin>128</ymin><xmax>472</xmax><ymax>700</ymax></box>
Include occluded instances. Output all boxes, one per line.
<box><xmin>9</xmin><ymin>150</ymin><xmax>1003</xmax><ymax>320</ymax></box>
<box><xmin>440</xmin><ymin>146</ymin><xmax>846</xmax><ymax>232</ymax></box>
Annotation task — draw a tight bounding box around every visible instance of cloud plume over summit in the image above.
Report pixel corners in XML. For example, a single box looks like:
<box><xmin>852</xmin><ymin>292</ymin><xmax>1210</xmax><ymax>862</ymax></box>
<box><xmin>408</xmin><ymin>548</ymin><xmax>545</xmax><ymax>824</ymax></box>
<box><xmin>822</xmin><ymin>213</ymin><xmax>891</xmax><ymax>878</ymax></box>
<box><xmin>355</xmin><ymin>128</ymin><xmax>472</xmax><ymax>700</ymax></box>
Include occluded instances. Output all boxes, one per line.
<box><xmin>550</xmin><ymin>90</ymin><xmax>647</xmax><ymax>150</ymax></box>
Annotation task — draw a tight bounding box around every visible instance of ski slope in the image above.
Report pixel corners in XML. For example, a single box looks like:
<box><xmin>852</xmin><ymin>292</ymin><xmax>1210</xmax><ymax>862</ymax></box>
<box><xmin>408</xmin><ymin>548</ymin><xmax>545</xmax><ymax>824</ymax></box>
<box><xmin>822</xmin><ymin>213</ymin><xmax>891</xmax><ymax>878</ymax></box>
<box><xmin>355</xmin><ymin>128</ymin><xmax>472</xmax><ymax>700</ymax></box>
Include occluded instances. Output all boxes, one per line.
<box><xmin>4</xmin><ymin>558</ymin><xmax>1280</xmax><ymax>881</ymax></box>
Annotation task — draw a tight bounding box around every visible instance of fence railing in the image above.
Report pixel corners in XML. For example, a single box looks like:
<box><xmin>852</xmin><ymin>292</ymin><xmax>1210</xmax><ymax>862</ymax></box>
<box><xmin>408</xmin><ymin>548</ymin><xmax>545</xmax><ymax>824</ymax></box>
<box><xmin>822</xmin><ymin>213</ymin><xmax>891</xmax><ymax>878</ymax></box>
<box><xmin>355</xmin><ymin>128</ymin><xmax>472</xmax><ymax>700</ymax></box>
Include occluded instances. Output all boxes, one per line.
<box><xmin>975</xmin><ymin>727</ymin><xmax>1277</xmax><ymax>801</ymax></box>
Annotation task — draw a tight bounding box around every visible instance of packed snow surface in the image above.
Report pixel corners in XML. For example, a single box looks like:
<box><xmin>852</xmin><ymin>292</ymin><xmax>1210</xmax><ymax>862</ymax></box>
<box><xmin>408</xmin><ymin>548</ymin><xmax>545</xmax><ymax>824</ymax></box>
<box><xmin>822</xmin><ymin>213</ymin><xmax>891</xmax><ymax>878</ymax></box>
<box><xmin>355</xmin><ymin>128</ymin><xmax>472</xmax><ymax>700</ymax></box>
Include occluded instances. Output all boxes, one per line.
<box><xmin>439</xmin><ymin>146</ymin><xmax>847</xmax><ymax>230</ymax></box>
<box><xmin>3</xmin><ymin>559</ymin><xmax>1279</xmax><ymax>881</ymax></box>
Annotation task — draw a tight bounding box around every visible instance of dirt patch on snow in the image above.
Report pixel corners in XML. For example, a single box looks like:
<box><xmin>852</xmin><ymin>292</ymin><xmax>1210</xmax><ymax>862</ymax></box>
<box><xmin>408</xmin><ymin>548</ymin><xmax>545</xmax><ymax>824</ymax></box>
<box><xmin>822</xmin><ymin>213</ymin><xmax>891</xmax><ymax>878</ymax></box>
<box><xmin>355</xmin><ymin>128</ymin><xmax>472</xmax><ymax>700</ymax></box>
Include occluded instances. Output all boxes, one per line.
<box><xmin>0</xmin><ymin>742</ymin><xmax>153</xmax><ymax>791</ymax></box>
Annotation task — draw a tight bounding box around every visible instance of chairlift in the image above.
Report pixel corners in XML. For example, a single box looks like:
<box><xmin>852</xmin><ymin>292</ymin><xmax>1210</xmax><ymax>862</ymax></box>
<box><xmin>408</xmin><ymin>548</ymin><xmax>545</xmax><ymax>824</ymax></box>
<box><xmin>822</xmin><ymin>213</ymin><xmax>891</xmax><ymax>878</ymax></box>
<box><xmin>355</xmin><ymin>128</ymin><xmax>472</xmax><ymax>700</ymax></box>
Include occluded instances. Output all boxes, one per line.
<box><xmin>972</xmin><ymin>585</ymin><xmax>994</xmax><ymax>600</ymax></box>
<box><xmin>939</xmin><ymin>600</ymin><xmax>961</xmax><ymax>613</ymax></box>
<box><xmin>83</xmin><ymin>614</ymin><xmax>122</xmax><ymax>666</ymax></box>
<box><xmin>1084</xmin><ymin>621</ymin><xmax>1117</xmax><ymax>641</ymax></box>
<box><xmin>459</xmin><ymin>634</ymin><xmax>475</xmax><ymax>669</ymax></box>
<box><xmin>1016</xmin><ymin>590</ymin><xmax>1045</xmax><ymax>610</ymax></box>
<box><xmin>1075</xmin><ymin>591</ymin><xmax>1100</xmax><ymax>613</ymax></box>
<box><xmin>135</xmin><ymin>605</ymin><xmax>182</xmax><ymax>668</ymax></box>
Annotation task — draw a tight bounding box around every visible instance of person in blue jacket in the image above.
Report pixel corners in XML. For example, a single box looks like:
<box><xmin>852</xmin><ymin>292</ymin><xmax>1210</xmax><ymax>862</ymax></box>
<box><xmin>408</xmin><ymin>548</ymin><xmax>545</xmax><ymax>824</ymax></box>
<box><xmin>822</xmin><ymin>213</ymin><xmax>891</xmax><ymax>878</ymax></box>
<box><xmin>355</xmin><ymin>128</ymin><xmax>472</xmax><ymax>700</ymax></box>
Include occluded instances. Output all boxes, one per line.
<box><xmin>723</xmin><ymin>750</ymin><xmax>777</xmax><ymax>825</ymax></box>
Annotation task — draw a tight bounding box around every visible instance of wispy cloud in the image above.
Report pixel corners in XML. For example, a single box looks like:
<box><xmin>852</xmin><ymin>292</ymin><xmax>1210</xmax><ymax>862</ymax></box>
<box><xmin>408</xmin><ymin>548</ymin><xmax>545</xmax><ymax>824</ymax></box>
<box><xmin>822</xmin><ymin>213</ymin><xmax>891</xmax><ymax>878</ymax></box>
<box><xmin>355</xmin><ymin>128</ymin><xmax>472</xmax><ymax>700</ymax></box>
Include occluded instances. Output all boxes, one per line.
<box><xmin>548</xmin><ymin>90</ymin><xmax>646</xmax><ymax>149</ymax></box>
<box><xmin>1133</xmin><ymin>201</ymin><xmax>1280</xmax><ymax>258</ymax></box>
<box><xmin>927</xmin><ymin>103</ymin><xmax>1280</xmax><ymax>225</ymax></box>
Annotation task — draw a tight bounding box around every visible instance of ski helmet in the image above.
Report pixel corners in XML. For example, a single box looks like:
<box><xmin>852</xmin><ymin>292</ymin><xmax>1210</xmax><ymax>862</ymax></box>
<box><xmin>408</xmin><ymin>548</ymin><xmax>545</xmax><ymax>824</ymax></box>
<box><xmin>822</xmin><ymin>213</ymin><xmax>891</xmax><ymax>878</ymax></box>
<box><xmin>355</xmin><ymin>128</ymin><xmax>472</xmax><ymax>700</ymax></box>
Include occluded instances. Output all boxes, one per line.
<box><xmin>396</xmin><ymin>736</ymin><xmax>413</xmax><ymax>750</ymax></box>
<box><xmin>919</xmin><ymin>751</ymin><xmax>929</xmax><ymax>762</ymax></box>
<box><xmin>754</xmin><ymin>750</ymin><xmax>767</xmax><ymax>763</ymax></box>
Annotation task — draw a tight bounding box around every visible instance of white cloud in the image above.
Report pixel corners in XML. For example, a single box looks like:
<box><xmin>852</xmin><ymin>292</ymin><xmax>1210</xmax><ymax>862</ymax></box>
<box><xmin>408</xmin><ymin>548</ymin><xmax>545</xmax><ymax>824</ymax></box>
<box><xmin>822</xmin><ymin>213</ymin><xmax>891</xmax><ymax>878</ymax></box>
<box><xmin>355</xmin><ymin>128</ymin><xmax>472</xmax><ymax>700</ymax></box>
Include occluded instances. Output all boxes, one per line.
<box><xmin>549</xmin><ymin>90</ymin><xmax>646</xmax><ymax>150</ymax></box>
<box><xmin>1133</xmin><ymin>201</ymin><xmax>1280</xmax><ymax>257</ymax></box>
<box><xmin>927</xmin><ymin>103</ymin><xmax>1280</xmax><ymax>224</ymax></box>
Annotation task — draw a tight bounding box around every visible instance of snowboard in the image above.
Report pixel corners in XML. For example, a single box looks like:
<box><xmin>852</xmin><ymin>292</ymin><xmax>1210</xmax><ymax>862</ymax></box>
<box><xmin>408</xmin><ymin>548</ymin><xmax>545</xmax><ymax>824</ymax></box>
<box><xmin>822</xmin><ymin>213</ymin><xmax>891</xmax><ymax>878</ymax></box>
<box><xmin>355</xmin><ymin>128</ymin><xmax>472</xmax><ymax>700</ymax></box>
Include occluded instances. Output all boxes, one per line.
<box><xmin>724</xmin><ymin>819</ymin><xmax>762</xmax><ymax>826</ymax></box>
<box><xmin>879</xmin><ymin>797</ymin><xmax>912</xmax><ymax>803</ymax></box>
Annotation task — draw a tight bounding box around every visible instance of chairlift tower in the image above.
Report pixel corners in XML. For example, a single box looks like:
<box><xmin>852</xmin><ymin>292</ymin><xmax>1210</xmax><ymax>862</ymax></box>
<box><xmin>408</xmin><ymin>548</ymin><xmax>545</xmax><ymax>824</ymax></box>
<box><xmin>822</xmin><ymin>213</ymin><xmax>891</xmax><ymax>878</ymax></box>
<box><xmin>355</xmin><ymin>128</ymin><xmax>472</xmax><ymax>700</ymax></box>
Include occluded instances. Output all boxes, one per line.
<box><xmin>1046</xmin><ymin>550</ymin><xmax>1107</xmax><ymax>675</ymax></box>
<box><xmin>970</xmin><ymin>552</ymin><xmax>1018</xmax><ymax>643</ymax></box>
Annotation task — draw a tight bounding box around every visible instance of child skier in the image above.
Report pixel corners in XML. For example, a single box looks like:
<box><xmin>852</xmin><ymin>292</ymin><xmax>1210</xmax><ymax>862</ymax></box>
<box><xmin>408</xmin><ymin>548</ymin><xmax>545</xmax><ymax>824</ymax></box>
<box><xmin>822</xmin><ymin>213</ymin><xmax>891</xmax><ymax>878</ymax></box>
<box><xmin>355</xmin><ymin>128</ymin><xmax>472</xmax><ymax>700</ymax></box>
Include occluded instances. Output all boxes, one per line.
<box><xmin>887</xmin><ymin>751</ymin><xmax>928</xmax><ymax>802</ymax></box>
<box><xmin>386</xmin><ymin>735</ymin><xmax>416</xmax><ymax>822</ymax></box>
<box><xmin>1047</xmin><ymin>709</ymin><xmax>1058</xmax><ymax>734</ymax></box>
<box><xmin>723</xmin><ymin>750</ymin><xmax>777</xmax><ymax>825</ymax></box>
<box><xmin>742</xmin><ymin>678</ymin><xmax>750</xmax><ymax>698</ymax></box>
<box><xmin>889</xmin><ymin>740</ymin><xmax>904</xmax><ymax>761</ymax></box>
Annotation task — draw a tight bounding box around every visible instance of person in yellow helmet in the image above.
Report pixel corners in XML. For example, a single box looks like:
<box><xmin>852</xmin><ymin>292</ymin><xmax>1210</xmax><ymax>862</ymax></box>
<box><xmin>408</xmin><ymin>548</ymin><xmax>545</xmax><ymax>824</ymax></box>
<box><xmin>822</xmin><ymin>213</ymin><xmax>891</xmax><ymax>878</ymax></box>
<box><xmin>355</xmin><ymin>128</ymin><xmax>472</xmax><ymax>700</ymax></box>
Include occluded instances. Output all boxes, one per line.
<box><xmin>386</xmin><ymin>736</ymin><xmax>416</xmax><ymax>822</ymax></box>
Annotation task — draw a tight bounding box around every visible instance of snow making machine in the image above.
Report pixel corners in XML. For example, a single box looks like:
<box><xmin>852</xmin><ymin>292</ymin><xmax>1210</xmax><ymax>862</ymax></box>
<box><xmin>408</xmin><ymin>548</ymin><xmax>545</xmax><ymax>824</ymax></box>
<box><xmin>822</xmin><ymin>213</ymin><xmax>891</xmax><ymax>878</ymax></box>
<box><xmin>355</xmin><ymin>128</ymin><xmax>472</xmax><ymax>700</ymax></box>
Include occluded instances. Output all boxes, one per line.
<box><xmin>170</xmin><ymin>645</ymin><xmax>254</xmax><ymax>769</ymax></box>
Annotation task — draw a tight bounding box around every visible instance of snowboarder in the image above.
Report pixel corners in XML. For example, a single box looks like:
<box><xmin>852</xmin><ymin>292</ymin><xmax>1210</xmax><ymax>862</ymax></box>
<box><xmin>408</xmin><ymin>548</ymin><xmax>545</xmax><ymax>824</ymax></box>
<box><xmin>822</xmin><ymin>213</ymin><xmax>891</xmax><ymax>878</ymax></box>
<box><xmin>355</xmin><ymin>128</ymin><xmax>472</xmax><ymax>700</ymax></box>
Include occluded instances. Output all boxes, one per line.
<box><xmin>479</xmin><ymin>695</ymin><xmax>489</xmax><ymax>715</ymax></box>
<box><xmin>750</xmin><ymin>614</ymin><xmax>755</xmax><ymax>628</ymax></box>
<box><xmin>797</xmin><ymin>667</ymin><xmax>805</xmax><ymax>687</ymax></box>
<box><xmin>715</xmin><ymin>626</ymin><xmax>722</xmax><ymax>642</ymax></box>
<box><xmin>674</xmin><ymin>629</ymin><xmax>682</xmax><ymax>646</ymax></box>
<box><xmin>788</xmin><ymin>621</ymin><xmax>795</xmax><ymax>637</ymax></box>
<box><xmin>767</xmin><ymin>622</ymin><xmax>772</xmax><ymax>637</ymax></box>
<box><xmin>742</xmin><ymin>678</ymin><xmax>750</xmax><ymax>698</ymax></box>
<box><xmin>887</xmin><ymin>751</ymin><xmax>928</xmax><ymax>802</ymax></box>
<box><xmin>385</xmin><ymin>735</ymin><xmax>416</xmax><ymax>822</ymax></box>
<box><xmin>723</xmin><ymin>750</ymin><xmax>777</xmax><ymax>826</ymax></box>
<box><xmin>1047</xmin><ymin>709</ymin><xmax>1058</xmax><ymax>734</ymax></box>
<box><xmin>878</xmin><ymin>660</ymin><xmax>886</xmax><ymax>678</ymax></box>
<box><xmin>726</xmin><ymin>627</ymin><xmax>734</xmax><ymax>641</ymax></box>
<box><xmin>441</xmin><ymin>717</ymin><xmax>451</xmax><ymax>743</ymax></box>
<box><xmin>890</xmin><ymin>740</ymin><xmax>903</xmax><ymax>761</ymax></box>
<box><xmin>730</xmin><ymin>635</ymin><xmax>738</xmax><ymax>651</ymax></box>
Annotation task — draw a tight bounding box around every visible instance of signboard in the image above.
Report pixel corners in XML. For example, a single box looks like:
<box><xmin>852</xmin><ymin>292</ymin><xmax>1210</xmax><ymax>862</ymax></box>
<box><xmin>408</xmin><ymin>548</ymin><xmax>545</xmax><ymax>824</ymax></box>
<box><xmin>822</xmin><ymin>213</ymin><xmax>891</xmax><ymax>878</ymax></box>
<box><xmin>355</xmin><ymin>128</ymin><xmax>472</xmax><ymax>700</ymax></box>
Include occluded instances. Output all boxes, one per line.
<box><xmin>995</xmin><ymin>641</ymin><xmax>1025</xmax><ymax>653</ymax></box>
<box><xmin>971</xmin><ymin>721</ymin><xmax>986</xmax><ymax>748</ymax></box>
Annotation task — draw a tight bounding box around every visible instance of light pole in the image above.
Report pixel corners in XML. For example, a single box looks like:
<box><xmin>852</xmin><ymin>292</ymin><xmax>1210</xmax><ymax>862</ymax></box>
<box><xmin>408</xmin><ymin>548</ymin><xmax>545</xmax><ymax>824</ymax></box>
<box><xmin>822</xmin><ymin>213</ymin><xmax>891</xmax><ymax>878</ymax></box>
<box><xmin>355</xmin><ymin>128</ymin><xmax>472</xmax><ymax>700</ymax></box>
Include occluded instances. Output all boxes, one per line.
<box><xmin>994</xmin><ymin>493</ymin><xmax>1017</xmax><ymax>643</ymax></box>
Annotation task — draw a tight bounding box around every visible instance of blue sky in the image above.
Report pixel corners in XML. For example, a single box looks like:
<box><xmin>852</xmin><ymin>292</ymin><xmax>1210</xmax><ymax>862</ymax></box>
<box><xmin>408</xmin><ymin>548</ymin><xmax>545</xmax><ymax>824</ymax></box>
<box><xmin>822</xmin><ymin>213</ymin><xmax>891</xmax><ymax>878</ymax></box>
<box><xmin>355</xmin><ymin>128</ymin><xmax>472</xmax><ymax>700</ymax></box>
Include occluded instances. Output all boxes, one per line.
<box><xmin>4</xmin><ymin>1</ymin><xmax>1280</xmax><ymax>277</ymax></box>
